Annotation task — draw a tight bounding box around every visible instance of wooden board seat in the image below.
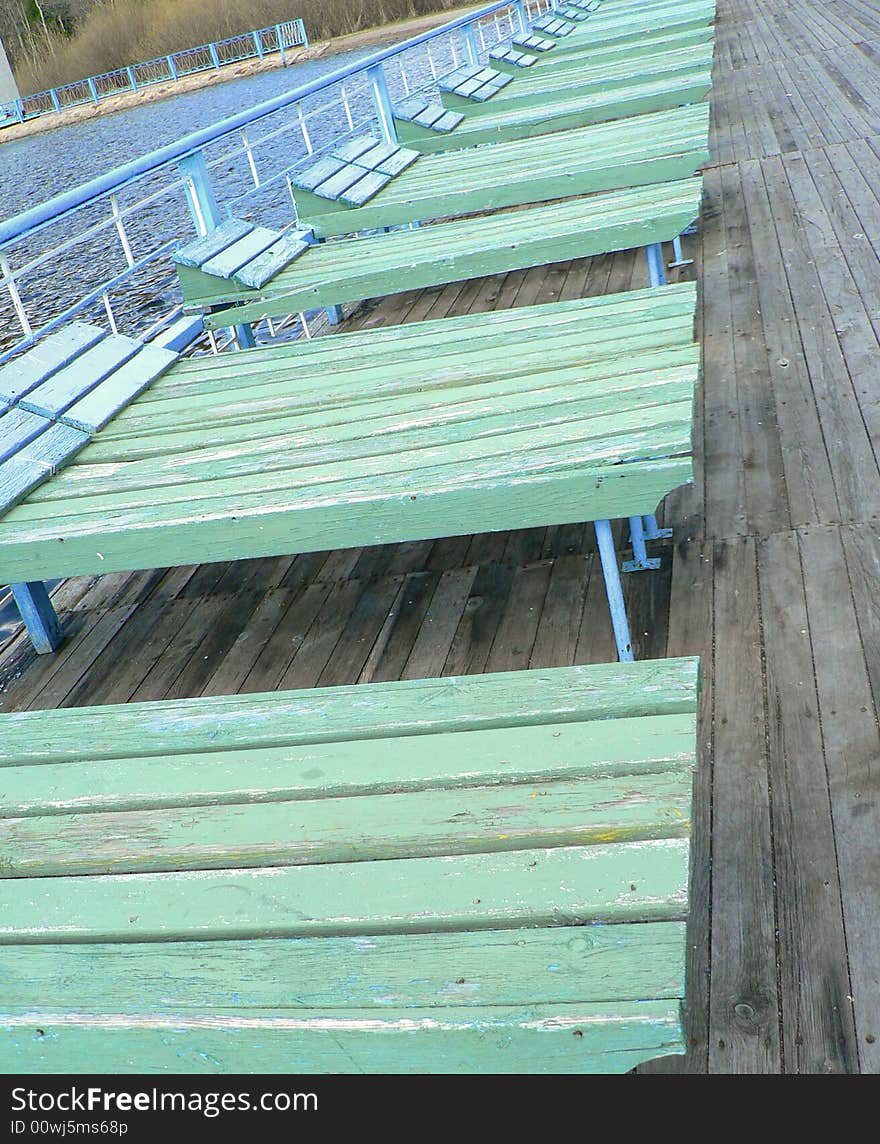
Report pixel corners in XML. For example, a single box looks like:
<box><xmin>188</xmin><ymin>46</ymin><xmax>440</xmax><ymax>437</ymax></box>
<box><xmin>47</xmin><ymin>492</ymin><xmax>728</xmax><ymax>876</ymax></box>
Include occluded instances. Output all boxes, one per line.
<box><xmin>0</xmin><ymin>284</ymin><xmax>698</xmax><ymax>660</ymax></box>
<box><xmin>532</xmin><ymin>14</ymin><xmax>578</xmax><ymax>37</ymax></box>
<box><xmin>0</xmin><ymin>656</ymin><xmax>699</xmax><ymax>1074</ymax></box>
<box><xmin>393</xmin><ymin>95</ymin><xmax>464</xmax><ymax>134</ymax></box>
<box><xmin>292</xmin><ymin>102</ymin><xmax>710</xmax><ymax>237</ymax></box>
<box><xmin>176</xmin><ymin>178</ymin><xmax>702</xmax><ymax>330</ymax></box>
<box><xmin>289</xmin><ymin>135</ymin><xmax>421</xmax><ymax>208</ymax></box>
<box><xmin>487</xmin><ymin>45</ymin><xmax>539</xmax><ymax>71</ymax></box>
<box><xmin>511</xmin><ymin>33</ymin><xmax>557</xmax><ymax>53</ymax></box>
<box><xmin>411</xmin><ymin>67</ymin><xmax>712</xmax><ymax>153</ymax></box>
<box><xmin>436</xmin><ymin>64</ymin><xmax>512</xmax><ymax>103</ymax></box>
<box><xmin>0</xmin><ymin>324</ymin><xmax>180</xmax><ymax>515</ymax></box>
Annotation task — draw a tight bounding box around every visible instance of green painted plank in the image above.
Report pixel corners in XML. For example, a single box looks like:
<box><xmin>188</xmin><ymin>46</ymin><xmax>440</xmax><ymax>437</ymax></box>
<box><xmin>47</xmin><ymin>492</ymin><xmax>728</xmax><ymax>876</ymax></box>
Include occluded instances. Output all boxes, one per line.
<box><xmin>0</xmin><ymin>657</ymin><xmax>700</xmax><ymax>766</ymax></box>
<box><xmin>35</xmin><ymin>365</ymin><xmax>697</xmax><ymax>498</ymax></box>
<box><xmin>0</xmin><ymin>838</ymin><xmax>690</xmax><ymax>943</ymax></box>
<box><xmin>0</xmin><ymin>1000</ymin><xmax>684</xmax><ymax>1074</ymax></box>
<box><xmin>175</xmin><ymin>180</ymin><xmax>702</xmax><ymax>326</ymax></box>
<box><xmin>1</xmin><ymin>770</ymin><xmax>692</xmax><ymax>876</ymax></box>
<box><xmin>0</xmin><ymin>454</ymin><xmax>693</xmax><ymax>582</ymax></box>
<box><xmin>297</xmin><ymin>103</ymin><xmax>710</xmax><ymax>235</ymax></box>
<box><xmin>0</xmin><ymin>713</ymin><xmax>696</xmax><ymax>817</ymax></box>
<box><xmin>0</xmin><ymin>922</ymin><xmax>687</xmax><ymax>1010</ymax></box>
<box><xmin>9</xmin><ymin>402</ymin><xmax>693</xmax><ymax>520</ymax></box>
<box><xmin>413</xmin><ymin>71</ymin><xmax>712</xmax><ymax>153</ymax></box>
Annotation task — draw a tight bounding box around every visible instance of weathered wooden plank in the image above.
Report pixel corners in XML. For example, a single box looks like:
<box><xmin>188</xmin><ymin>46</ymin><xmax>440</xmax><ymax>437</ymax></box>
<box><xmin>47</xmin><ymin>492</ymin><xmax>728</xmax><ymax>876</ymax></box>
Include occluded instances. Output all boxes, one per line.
<box><xmin>0</xmin><ymin>323</ymin><xmax>105</xmax><ymax>405</ymax></box>
<box><xmin>0</xmin><ymin>407</ymin><xmax>50</xmax><ymax>464</ymax></box>
<box><xmin>18</xmin><ymin>335</ymin><xmax>142</xmax><ymax>420</ymax></box>
<box><xmin>232</xmin><ymin>232</ymin><xmax>311</xmax><ymax>290</ymax></box>
<box><xmin>0</xmin><ymin>1000</ymin><xmax>685</xmax><ymax>1074</ymax></box>
<box><xmin>174</xmin><ymin>219</ymin><xmax>255</xmax><ymax>269</ymax></box>
<box><xmin>200</xmin><ymin>227</ymin><xmax>279</xmax><ymax>279</ymax></box>
<box><xmin>0</xmin><ymin>657</ymin><xmax>699</xmax><ymax>766</ymax></box>
<box><xmin>0</xmin><ymin>922</ymin><xmax>687</xmax><ymax>1011</ymax></box>
<box><xmin>0</xmin><ymin>838</ymin><xmax>690</xmax><ymax>943</ymax></box>
<box><xmin>59</xmin><ymin>346</ymin><xmax>179</xmax><ymax>433</ymax></box>
<box><xmin>2</xmin><ymin>770</ymin><xmax>692</xmax><ymax>876</ymax></box>
<box><xmin>0</xmin><ymin>422</ymin><xmax>90</xmax><ymax>514</ymax></box>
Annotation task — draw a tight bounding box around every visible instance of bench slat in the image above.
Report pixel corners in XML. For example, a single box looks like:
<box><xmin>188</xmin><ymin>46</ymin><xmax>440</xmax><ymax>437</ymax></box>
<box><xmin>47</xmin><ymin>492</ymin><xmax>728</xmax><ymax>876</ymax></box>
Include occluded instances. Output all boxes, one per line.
<box><xmin>0</xmin><ymin>323</ymin><xmax>105</xmax><ymax>405</ymax></box>
<box><xmin>0</xmin><ymin>838</ymin><xmax>689</xmax><ymax>943</ymax></box>
<box><xmin>0</xmin><ymin>422</ymin><xmax>89</xmax><ymax>513</ymax></box>
<box><xmin>0</xmin><ymin>1000</ymin><xmax>685</xmax><ymax>1074</ymax></box>
<box><xmin>3</xmin><ymin>770</ymin><xmax>691</xmax><ymax>876</ymax></box>
<box><xmin>200</xmin><ymin>226</ymin><xmax>279</xmax><ymax>278</ymax></box>
<box><xmin>0</xmin><ymin>922</ymin><xmax>687</xmax><ymax>1010</ymax></box>
<box><xmin>58</xmin><ymin>345</ymin><xmax>179</xmax><ymax>433</ymax></box>
<box><xmin>232</xmin><ymin>232</ymin><xmax>311</xmax><ymax>290</ymax></box>
<box><xmin>18</xmin><ymin>334</ymin><xmax>142</xmax><ymax>419</ymax></box>
<box><xmin>174</xmin><ymin>218</ymin><xmax>255</xmax><ymax>269</ymax></box>
<box><xmin>0</xmin><ymin>407</ymin><xmax>50</xmax><ymax>464</ymax></box>
<box><xmin>0</xmin><ymin>658</ymin><xmax>699</xmax><ymax>766</ymax></box>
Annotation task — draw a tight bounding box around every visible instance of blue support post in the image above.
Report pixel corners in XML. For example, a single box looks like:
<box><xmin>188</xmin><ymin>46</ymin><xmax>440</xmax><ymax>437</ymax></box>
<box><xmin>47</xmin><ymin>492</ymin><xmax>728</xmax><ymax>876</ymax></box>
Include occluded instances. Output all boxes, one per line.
<box><xmin>11</xmin><ymin>583</ymin><xmax>63</xmax><ymax>654</ymax></box>
<box><xmin>276</xmin><ymin>25</ymin><xmax>286</xmax><ymax>65</ymax></box>
<box><xmin>87</xmin><ymin>77</ymin><xmax>99</xmax><ymax>104</ymax></box>
<box><xmin>462</xmin><ymin>24</ymin><xmax>480</xmax><ymax>66</ymax></box>
<box><xmin>252</xmin><ymin>31</ymin><xmax>264</xmax><ymax>60</ymax></box>
<box><xmin>126</xmin><ymin>67</ymin><xmax>138</xmax><ymax>92</ymax></box>
<box><xmin>513</xmin><ymin>0</ymin><xmax>528</xmax><ymax>33</ymax></box>
<box><xmin>645</xmin><ymin>242</ymin><xmax>667</xmax><ymax>287</ymax></box>
<box><xmin>178</xmin><ymin>151</ymin><xmax>255</xmax><ymax>350</ymax></box>
<box><xmin>49</xmin><ymin>88</ymin><xmax>61</xmax><ymax>113</ymax></box>
<box><xmin>298</xmin><ymin>19</ymin><xmax>310</xmax><ymax>49</ymax></box>
<box><xmin>594</xmin><ymin>521</ymin><xmax>634</xmax><ymax>662</ymax></box>
<box><xmin>623</xmin><ymin>515</ymin><xmax>661</xmax><ymax>573</ymax></box>
<box><xmin>367</xmin><ymin>62</ymin><xmax>398</xmax><ymax>144</ymax></box>
<box><xmin>166</xmin><ymin>55</ymin><xmax>179</xmax><ymax>81</ymax></box>
<box><xmin>209</xmin><ymin>43</ymin><xmax>221</xmax><ymax>71</ymax></box>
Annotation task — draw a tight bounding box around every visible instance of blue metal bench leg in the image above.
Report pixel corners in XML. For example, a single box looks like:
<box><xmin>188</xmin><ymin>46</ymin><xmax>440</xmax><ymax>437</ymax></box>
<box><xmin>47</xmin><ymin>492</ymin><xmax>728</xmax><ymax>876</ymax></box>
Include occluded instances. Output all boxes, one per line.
<box><xmin>668</xmin><ymin>234</ymin><xmax>694</xmax><ymax>271</ymax></box>
<box><xmin>325</xmin><ymin>304</ymin><xmax>344</xmax><ymax>325</ymax></box>
<box><xmin>645</xmin><ymin>242</ymin><xmax>667</xmax><ymax>288</ymax></box>
<box><xmin>236</xmin><ymin>322</ymin><xmax>257</xmax><ymax>348</ymax></box>
<box><xmin>642</xmin><ymin>513</ymin><xmax>673</xmax><ymax>541</ymax></box>
<box><xmin>594</xmin><ymin>520</ymin><xmax>634</xmax><ymax>662</ymax></box>
<box><xmin>11</xmin><ymin>582</ymin><xmax>64</xmax><ymax>654</ymax></box>
<box><xmin>623</xmin><ymin>516</ymin><xmax>661</xmax><ymax>573</ymax></box>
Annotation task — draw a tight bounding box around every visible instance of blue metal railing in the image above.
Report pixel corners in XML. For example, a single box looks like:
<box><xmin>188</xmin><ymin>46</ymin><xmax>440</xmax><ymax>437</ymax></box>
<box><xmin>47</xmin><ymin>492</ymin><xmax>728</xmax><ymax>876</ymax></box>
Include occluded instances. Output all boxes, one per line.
<box><xmin>0</xmin><ymin>0</ymin><xmax>551</xmax><ymax>364</ymax></box>
<box><xmin>0</xmin><ymin>19</ymin><xmax>309</xmax><ymax>127</ymax></box>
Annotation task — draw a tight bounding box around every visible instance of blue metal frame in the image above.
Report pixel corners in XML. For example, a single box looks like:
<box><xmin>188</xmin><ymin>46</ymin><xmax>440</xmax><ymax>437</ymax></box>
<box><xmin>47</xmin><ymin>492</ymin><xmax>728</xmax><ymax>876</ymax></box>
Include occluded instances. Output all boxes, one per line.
<box><xmin>594</xmin><ymin>521</ymin><xmax>634</xmax><ymax>663</ymax></box>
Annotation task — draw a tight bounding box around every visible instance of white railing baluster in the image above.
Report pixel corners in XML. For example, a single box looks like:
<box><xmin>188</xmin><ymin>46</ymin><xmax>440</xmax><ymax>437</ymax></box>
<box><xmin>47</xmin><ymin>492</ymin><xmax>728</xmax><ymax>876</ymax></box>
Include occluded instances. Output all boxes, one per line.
<box><xmin>1</xmin><ymin>256</ymin><xmax>32</xmax><ymax>337</ymax></box>
<box><xmin>110</xmin><ymin>195</ymin><xmax>135</xmax><ymax>267</ymax></box>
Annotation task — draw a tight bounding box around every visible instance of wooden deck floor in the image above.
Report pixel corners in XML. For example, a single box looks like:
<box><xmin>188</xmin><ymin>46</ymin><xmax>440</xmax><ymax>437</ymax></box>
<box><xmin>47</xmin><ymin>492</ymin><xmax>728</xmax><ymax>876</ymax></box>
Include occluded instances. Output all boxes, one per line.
<box><xmin>3</xmin><ymin>0</ymin><xmax>880</xmax><ymax>1073</ymax></box>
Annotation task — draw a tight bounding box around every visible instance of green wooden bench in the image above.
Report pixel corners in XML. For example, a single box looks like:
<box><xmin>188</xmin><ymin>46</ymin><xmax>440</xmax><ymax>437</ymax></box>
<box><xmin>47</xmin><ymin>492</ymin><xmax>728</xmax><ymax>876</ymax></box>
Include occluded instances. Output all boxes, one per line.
<box><xmin>518</xmin><ymin>23</ymin><xmax>714</xmax><ymax>74</ymax></box>
<box><xmin>402</xmin><ymin>66</ymin><xmax>712</xmax><ymax>153</ymax></box>
<box><xmin>175</xmin><ymin>178</ymin><xmax>702</xmax><ymax>330</ymax></box>
<box><xmin>0</xmin><ymin>656</ymin><xmax>699</xmax><ymax>1074</ymax></box>
<box><xmin>430</xmin><ymin>42</ymin><xmax>716</xmax><ymax>120</ymax></box>
<box><xmin>530</xmin><ymin>0</ymin><xmax>716</xmax><ymax>56</ymax></box>
<box><xmin>290</xmin><ymin>102</ymin><xmax>710</xmax><ymax>237</ymax></box>
<box><xmin>0</xmin><ymin>283</ymin><xmax>698</xmax><ymax>662</ymax></box>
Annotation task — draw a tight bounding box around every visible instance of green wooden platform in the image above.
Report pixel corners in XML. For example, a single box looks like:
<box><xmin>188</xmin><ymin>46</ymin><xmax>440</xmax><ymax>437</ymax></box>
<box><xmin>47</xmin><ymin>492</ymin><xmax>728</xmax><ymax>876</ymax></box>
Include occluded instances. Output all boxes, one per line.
<box><xmin>403</xmin><ymin>67</ymin><xmax>712</xmax><ymax>153</ymax></box>
<box><xmin>0</xmin><ymin>657</ymin><xmax>699</xmax><ymax>1074</ymax></box>
<box><xmin>518</xmin><ymin>23</ymin><xmax>714</xmax><ymax>77</ymax></box>
<box><xmin>0</xmin><ymin>282</ymin><xmax>697</xmax><ymax>586</ymax></box>
<box><xmin>293</xmin><ymin>102</ymin><xmax>710</xmax><ymax>238</ymax></box>
<box><xmin>177</xmin><ymin>179</ymin><xmax>702</xmax><ymax>329</ymax></box>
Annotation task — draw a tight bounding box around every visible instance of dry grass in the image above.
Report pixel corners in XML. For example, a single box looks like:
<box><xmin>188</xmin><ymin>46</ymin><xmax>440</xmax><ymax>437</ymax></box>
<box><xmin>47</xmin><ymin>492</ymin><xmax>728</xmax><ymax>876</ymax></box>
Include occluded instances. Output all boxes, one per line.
<box><xmin>17</xmin><ymin>0</ymin><xmax>466</xmax><ymax>94</ymax></box>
